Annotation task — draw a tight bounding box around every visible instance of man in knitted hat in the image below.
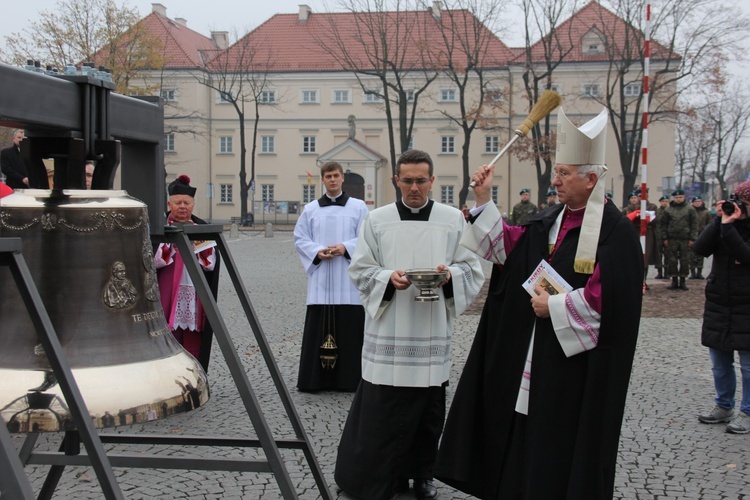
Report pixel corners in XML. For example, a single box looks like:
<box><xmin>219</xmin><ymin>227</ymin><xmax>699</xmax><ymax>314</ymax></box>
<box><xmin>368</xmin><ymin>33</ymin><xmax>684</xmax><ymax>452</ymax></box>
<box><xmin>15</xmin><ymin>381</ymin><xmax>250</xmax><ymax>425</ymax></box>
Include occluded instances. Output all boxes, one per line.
<box><xmin>154</xmin><ymin>175</ymin><xmax>220</xmax><ymax>372</ymax></box>
<box><xmin>436</xmin><ymin>108</ymin><xmax>643</xmax><ymax>499</ymax></box>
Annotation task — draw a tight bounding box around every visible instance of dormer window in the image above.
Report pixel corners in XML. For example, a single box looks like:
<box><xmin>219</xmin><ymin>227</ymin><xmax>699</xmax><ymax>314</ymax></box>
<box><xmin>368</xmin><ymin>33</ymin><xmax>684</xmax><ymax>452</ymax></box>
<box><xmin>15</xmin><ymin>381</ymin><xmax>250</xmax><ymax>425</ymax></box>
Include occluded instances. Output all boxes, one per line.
<box><xmin>582</xmin><ymin>29</ymin><xmax>605</xmax><ymax>55</ymax></box>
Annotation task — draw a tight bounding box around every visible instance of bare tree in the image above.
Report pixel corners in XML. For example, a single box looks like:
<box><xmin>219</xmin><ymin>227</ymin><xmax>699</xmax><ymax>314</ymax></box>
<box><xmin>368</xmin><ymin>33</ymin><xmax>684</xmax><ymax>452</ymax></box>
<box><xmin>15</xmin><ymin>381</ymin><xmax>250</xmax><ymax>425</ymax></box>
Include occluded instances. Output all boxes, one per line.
<box><xmin>1</xmin><ymin>0</ymin><xmax>164</xmax><ymax>95</ymax></box>
<box><xmin>517</xmin><ymin>0</ymin><xmax>580</xmax><ymax>205</ymax></box>
<box><xmin>432</xmin><ymin>0</ymin><xmax>509</xmax><ymax>207</ymax></box>
<box><xmin>677</xmin><ymin>50</ymin><xmax>750</xmax><ymax>198</ymax></box>
<box><xmin>675</xmin><ymin>106</ymin><xmax>714</xmax><ymax>191</ymax></box>
<box><xmin>196</xmin><ymin>30</ymin><xmax>274</xmax><ymax>224</ymax></box>
<box><xmin>592</xmin><ymin>0</ymin><xmax>749</xmax><ymax>200</ymax></box>
<box><xmin>705</xmin><ymin>87</ymin><xmax>750</xmax><ymax>198</ymax></box>
<box><xmin>317</xmin><ymin>0</ymin><xmax>441</xmax><ymax>198</ymax></box>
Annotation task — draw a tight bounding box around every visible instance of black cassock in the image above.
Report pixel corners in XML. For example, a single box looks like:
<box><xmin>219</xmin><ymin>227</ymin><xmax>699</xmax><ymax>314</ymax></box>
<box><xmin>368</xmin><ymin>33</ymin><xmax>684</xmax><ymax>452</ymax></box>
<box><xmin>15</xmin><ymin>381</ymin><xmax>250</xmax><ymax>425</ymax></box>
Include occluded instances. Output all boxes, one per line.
<box><xmin>297</xmin><ymin>304</ymin><xmax>364</xmax><ymax>391</ymax></box>
<box><xmin>435</xmin><ymin>201</ymin><xmax>643</xmax><ymax>499</ymax></box>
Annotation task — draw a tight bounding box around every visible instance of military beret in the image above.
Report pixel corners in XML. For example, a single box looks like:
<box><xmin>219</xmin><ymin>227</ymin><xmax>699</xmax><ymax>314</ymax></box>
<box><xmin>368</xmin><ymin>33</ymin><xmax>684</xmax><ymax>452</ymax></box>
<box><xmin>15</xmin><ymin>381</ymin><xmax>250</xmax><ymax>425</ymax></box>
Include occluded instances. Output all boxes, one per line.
<box><xmin>628</xmin><ymin>192</ymin><xmax>637</xmax><ymax>197</ymax></box>
<box><xmin>519</xmin><ymin>188</ymin><xmax>530</xmax><ymax>195</ymax></box>
<box><xmin>672</xmin><ymin>189</ymin><xmax>685</xmax><ymax>196</ymax></box>
<box><xmin>546</xmin><ymin>189</ymin><xmax>557</xmax><ymax>196</ymax></box>
<box><xmin>691</xmin><ymin>195</ymin><xmax>702</xmax><ymax>202</ymax></box>
<box><xmin>659</xmin><ymin>195</ymin><xmax>669</xmax><ymax>201</ymax></box>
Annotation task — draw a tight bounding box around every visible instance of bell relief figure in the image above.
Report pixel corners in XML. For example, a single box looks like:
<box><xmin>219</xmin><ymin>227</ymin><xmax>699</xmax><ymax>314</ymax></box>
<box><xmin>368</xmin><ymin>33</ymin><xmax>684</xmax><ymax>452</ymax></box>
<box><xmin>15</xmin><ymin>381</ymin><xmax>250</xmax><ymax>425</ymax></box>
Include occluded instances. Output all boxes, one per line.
<box><xmin>103</xmin><ymin>261</ymin><xmax>138</xmax><ymax>309</ymax></box>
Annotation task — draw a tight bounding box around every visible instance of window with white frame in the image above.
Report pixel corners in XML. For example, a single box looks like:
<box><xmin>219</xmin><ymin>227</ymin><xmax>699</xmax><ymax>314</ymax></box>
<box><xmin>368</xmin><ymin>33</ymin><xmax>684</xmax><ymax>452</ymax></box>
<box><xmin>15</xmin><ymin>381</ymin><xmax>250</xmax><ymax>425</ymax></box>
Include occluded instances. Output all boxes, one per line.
<box><xmin>301</xmin><ymin>89</ymin><xmax>319</xmax><ymax>104</ymax></box>
<box><xmin>259</xmin><ymin>90</ymin><xmax>277</xmax><ymax>104</ymax></box>
<box><xmin>261</xmin><ymin>184</ymin><xmax>274</xmax><ymax>202</ymax></box>
<box><xmin>217</xmin><ymin>90</ymin><xmax>235</xmax><ymax>103</ymax></box>
<box><xmin>164</xmin><ymin>133</ymin><xmax>175</xmax><ymax>152</ymax></box>
<box><xmin>441</xmin><ymin>136</ymin><xmax>455</xmax><ymax>154</ymax></box>
<box><xmin>397</xmin><ymin>89</ymin><xmax>415</xmax><ymax>103</ymax></box>
<box><xmin>261</xmin><ymin>135</ymin><xmax>275</xmax><ymax>154</ymax></box>
<box><xmin>160</xmin><ymin>88</ymin><xmax>176</xmax><ymax>101</ymax></box>
<box><xmin>220</xmin><ymin>184</ymin><xmax>233</xmax><ymax>203</ymax></box>
<box><xmin>550</xmin><ymin>83</ymin><xmax>562</xmax><ymax>94</ymax></box>
<box><xmin>625</xmin><ymin>131</ymin><xmax>637</xmax><ymax>153</ymax></box>
<box><xmin>441</xmin><ymin>185</ymin><xmax>455</xmax><ymax>205</ymax></box>
<box><xmin>332</xmin><ymin>89</ymin><xmax>351</xmax><ymax>103</ymax></box>
<box><xmin>302</xmin><ymin>185</ymin><xmax>316</xmax><ymax>203</ymax></box>
<box><xmin>485</xmin><ymin>136</ymin><xmax>499</xmax><ymax>153</ymax></box>
<box><xmin>302</xmin><ymin>136</ymin><xmax>317</xmax><ymax>153</ymax></box>
<box><xmin>582</xmin><ymin>84</ymin><xmax>599</xmax><ymax>98</ymax></box>
<box><xmin>440</xmin><ymin>88</ymin><xmax>458</xmax><ymax>102</ymax></box>
<box><xmin>219</xmin><ymin>136</ymin><xmax>233</xmax><ymax>154</ymax></box>
<box><xmin>624</xmin><ymin>83</ymin><xmax>641</xmax><ymax>97</ymax></box>
<box><xmin>364</xmin><ymin>91</ymin><xmax>384</xmax><ymax>103</ymax></box>
<box><xmin>491</xmin><ymin>185</ymin><xmax>499</xmax><ymax>205</ymax></box>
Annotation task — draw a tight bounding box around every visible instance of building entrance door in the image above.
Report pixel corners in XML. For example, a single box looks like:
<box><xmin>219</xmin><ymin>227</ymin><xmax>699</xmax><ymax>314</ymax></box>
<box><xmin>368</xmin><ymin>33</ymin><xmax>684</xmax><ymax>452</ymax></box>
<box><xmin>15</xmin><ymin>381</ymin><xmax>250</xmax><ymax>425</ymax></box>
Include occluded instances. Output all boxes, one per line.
<box><xmin>343</xmin><ymin>172</ymin><xmax>365</xmax><ymax>201</ymax></box>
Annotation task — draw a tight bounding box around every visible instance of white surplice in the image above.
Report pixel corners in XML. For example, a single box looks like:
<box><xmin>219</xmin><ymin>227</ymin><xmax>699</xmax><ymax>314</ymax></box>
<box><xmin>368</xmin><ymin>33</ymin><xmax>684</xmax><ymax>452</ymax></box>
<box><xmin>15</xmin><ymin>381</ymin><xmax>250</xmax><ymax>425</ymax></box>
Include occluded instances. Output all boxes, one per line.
<box><xmin>348</xmin><ymin>202</ymin><xmax>484</xmax><ymax>388</ymax></box>
<box><xmin>294</xmin><ymin>196</ymin><xmax>369</xmax><ymax>305</ymax></box>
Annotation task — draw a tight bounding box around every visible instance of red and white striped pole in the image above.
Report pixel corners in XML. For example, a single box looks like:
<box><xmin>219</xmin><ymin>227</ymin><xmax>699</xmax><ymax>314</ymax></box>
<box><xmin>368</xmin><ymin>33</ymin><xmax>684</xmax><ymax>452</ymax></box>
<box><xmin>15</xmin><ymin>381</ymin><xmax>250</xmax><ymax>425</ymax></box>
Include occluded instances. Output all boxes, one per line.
<box><xmin>640</xmin><ymin>2</ymin><xmax>651</xmax><ymax>291</ymax></box>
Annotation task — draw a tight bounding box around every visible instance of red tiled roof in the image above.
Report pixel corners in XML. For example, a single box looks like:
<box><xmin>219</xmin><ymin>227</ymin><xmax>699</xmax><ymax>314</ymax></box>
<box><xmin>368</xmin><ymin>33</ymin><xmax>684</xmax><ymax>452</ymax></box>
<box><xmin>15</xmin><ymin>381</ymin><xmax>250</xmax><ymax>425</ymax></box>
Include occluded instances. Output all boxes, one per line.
<box><xmin>209</xmin><ymin>9</ymin><xmax>515</xmax><ymax>72</ymax></box>
<box><xmin>92</xmin><ymin>11</ymin><xmax>218</xmax><ymax>70</ymax></box>
<box><xmin>139</xmin><ymin>12</ymin><xmax>219</xmax><ymax>68</ymax></box>
<box><xmin>511</xmin><ymin>1</ymin><xmax>678</xmax><ymax>65</ymax></box>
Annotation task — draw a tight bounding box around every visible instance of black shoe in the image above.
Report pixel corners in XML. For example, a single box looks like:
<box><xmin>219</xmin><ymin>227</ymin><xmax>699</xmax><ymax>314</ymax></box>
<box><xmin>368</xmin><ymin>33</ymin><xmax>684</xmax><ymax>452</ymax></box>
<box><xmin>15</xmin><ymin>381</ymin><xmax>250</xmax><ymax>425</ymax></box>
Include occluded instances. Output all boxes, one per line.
<box><xmin>679</xmin><ymin>277</ymin><xmax>688</xmax><ymax>290</ymax></box>
<box><xmin>696</xmin><ymin>269</ymin><xmax>704</xmax><ymax>279</ymax></box>
<box><xmin>667</xmin><ymin>277</ymin><xmax>679</xmax><ymax>290</ymax></box>
<box><xmin>392</xmin><ymin>478</ymin><xmax>409</xmax><ymax>495</ymax></box>
<box><xmin>413</xmin><ymin>479</ymin><xmax>438</xmax><ymax>499</ymax></box>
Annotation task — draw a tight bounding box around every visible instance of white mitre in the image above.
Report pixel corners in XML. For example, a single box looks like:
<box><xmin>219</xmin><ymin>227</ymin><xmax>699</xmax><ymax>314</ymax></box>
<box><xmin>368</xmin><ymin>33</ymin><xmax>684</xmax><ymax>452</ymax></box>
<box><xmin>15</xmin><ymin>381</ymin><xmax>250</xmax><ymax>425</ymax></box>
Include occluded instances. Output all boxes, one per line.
<box><xmin>556</xmin><ymin>107</ymin><xmax>609</xmax><ymax>274</ymax></box>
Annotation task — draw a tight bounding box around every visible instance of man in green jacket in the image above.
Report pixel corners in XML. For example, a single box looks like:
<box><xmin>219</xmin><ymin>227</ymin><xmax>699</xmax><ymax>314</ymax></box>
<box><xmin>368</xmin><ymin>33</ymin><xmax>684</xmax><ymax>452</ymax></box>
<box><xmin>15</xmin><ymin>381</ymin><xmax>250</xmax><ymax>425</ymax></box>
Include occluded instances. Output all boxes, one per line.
<box><xmin>653</xmin><ymin>195</ymin><xmax>670</xmax><ymax>279</ymax></box>
<box><xmin>689</xmin><ymin>196</ymin><xmax>713</xmax><ymax>279</ymax></box>
<box><xmin>660</xmin><ymin>189</ymin><xmax>698</xmax><ymax>290</ymax></box>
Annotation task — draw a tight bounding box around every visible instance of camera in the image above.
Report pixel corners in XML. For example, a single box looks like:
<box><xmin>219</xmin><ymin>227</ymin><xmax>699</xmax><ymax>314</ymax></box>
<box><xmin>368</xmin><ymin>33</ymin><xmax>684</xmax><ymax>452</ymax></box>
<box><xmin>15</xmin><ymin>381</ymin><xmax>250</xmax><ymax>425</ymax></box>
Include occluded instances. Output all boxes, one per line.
<box><xmin>721</xmin><ymin>197</ymin><xmax>747</xmax><ymax>216</ymax></box>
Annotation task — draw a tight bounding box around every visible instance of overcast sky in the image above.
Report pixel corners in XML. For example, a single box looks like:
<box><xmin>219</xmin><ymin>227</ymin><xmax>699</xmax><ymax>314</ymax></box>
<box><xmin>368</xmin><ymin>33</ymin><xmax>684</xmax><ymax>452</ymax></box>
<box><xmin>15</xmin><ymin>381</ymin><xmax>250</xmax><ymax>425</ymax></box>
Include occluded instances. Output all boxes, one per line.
<box><xmin>0</xmin><ymin>0</ymin><xmax>332</xmax><ymax>40</ymax></box>
<box><xmin>0</xmin><ymin>1</ymin><xmax>746</xmax><ymax>79</ymax></box>
<box><xmin>2</xmin><ymin>1</ymin><xmax>746</xmax><ymax>66</ymax></box>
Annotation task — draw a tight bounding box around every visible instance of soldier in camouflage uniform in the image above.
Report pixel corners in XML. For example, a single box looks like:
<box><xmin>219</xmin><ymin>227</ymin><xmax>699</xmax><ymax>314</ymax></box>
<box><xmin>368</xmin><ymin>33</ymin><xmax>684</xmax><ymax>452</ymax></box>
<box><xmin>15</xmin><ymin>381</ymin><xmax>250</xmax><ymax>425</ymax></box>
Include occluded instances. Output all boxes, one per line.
<box><xmin>689</xmin><ymin>196</ymin><xmax>713</xmax><ymax>279</ymax></box>
<box><xmin>511</xmin><ymin>188</ymin><xmax>539</xmax><ymax>225</ymax></box>
<box><xmin>547</xmin><ymin>189</ymin><xmax>557</xmax><ymax>206</ymax></box>
<box><xmin>660</xmin><ymin>189</ymin><xmax>698</xmax><ymax>290</ymax></box>
<box><xmin>653</xmin><ymin>195</ymin><xmax>670</xmax><ymax>279</ymax></box>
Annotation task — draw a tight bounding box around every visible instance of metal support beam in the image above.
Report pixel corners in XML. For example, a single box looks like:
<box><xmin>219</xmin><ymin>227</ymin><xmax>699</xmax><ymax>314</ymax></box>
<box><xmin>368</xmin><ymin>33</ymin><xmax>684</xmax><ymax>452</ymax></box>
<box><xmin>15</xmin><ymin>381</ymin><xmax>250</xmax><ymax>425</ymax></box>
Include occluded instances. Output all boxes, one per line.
<box><xmin>158</xmin><ymin>224</ymin><xmax>333</xmax><ymax>499</ymax></box>
<box><xmin>0</xmin><ymin>63</ymin><xmax>166</xmax><ymax>232</ymax></box>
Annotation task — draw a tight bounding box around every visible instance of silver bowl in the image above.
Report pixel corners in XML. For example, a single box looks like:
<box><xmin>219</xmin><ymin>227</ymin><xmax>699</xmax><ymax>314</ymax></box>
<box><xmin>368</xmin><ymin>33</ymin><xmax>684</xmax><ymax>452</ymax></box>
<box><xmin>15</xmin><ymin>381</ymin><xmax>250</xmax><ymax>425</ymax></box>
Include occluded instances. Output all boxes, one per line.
<box><xmin>405</xmin><ymin>268</ymin><xmax>448</xmax><ymax>302</ymax></box>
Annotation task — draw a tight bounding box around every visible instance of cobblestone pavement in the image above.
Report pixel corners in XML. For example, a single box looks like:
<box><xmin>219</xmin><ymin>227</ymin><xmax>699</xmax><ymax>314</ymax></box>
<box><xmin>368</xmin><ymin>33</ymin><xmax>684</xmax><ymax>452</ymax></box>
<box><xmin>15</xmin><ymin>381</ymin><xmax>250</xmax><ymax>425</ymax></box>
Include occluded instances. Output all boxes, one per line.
<box><xmin>10</xmin><ymin>230</ymin><xmax>749</xmax><ymax>499</ymax></box>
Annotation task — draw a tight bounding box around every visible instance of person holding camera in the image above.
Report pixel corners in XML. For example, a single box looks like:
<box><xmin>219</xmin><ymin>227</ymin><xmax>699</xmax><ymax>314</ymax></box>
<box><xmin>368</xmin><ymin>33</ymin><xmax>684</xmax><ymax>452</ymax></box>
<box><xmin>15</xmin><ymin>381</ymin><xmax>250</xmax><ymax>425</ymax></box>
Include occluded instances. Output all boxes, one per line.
<box><xmin>693</xmin><ymin>181</ymin><xmax>750</xmax><ymax>434</ymax></box>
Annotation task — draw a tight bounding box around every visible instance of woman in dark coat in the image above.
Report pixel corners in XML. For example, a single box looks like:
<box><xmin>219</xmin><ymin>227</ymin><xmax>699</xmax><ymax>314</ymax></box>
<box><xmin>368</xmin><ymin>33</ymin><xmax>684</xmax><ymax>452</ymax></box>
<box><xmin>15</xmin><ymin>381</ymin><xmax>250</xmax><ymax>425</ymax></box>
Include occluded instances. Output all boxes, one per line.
<box><xmin>692</xmin><ymin>180</ymin><xmax>750</xmax><ymax>434</ymax></box>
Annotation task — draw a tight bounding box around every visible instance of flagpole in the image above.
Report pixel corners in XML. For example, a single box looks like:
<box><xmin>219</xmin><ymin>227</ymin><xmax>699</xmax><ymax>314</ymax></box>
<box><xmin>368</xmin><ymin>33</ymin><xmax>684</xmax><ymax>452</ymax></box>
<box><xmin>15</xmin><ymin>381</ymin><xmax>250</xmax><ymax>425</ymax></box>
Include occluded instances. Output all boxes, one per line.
<box><xmin>640</xmin><ymin>1</ymin><xmax>651</xmax><ymax>292</ymax></box>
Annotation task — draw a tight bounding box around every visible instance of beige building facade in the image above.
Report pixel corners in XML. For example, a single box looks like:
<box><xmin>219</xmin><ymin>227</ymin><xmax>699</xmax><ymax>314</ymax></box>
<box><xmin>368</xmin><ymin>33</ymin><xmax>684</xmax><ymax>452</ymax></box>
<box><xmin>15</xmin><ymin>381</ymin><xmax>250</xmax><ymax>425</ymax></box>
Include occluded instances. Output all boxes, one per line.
<box><xmin>134</xmin><ymin>3</ymin><xmax>676</xmax><ymax>224</ymax></box>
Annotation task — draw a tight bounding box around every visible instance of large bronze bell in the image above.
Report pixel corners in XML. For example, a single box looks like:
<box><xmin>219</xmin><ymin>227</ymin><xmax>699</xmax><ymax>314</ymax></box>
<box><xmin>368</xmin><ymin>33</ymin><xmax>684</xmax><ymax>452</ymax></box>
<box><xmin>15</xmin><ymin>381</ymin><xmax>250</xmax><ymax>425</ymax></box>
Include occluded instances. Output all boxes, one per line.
<box><xmin>0</xmin><ymin>189</ymin><xmax>208</xmax><ymax>432</ymax></box>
